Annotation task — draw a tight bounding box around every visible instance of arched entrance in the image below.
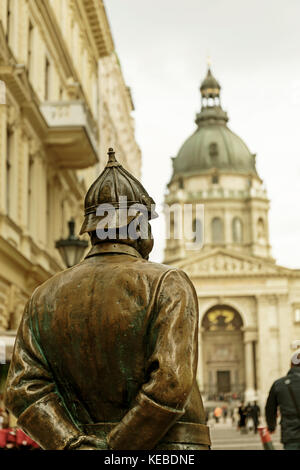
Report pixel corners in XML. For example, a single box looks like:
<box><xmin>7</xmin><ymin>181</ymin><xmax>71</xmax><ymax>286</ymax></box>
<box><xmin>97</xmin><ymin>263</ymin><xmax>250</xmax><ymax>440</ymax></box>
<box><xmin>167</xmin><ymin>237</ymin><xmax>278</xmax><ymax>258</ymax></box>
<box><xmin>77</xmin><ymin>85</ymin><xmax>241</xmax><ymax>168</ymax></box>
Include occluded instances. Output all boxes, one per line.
<box><xmin>202</xmin><ymin>305</ymin><xmax>245</xmax><ymax>401</ymax></box>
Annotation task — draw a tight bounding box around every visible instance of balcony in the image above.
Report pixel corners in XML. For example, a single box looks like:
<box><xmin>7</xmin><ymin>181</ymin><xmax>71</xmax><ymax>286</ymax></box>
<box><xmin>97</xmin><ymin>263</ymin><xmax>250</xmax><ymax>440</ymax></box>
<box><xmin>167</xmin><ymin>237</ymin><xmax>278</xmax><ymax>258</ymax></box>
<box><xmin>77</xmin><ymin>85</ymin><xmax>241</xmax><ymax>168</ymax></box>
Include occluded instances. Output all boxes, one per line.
<box><xmin>0</xmin><ymin>18</ymin><xmax>99</xmax><ymax>170</ymax></box>
<box><xmin>40</xmin><ymin>101</ymin><xmax>99</xmax><ymax>169</ymax></box>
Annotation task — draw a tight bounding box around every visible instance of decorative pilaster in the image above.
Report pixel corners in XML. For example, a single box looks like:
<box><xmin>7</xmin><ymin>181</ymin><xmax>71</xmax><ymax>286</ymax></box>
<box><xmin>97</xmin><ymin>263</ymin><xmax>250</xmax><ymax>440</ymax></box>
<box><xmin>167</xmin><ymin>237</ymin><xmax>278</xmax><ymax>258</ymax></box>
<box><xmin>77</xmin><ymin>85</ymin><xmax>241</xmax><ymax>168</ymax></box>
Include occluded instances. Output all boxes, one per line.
<box><xmin>0</xmin><ymin>277</ymin><xmax>10</xmax><ymax>331</ymax></box>
<box><xmin>197</xmin><ymin>327</ymin><xmax>205</xmax><ymax>393</ymax></box>
<box><xmin>0</xmin><ymin>104</ymin><xmax>7</xmax><ymax>214</ymax></box>
<box><xmin>27</xmin><ymin>138</ymin><xmax>42</xmax><ymax>240</ymax></box>
<box><xmin>277</xmin><ymin>294</ymin><xmax>292</xmax><ymax>376</ymax></box>
<box><xmin>256</xmin><ymin>295</ymin><xmax>281</xmax><ymax>405</ymax></box>
<box><xmin>244</xmin><ymin>329</ymin><xmax>257</xmax><ymax>402</ymax></box>
<box><xmin>18</xmin><ymin>124</ymin><xmax>30</xmax><ymax>227</ymax></box>
<box><xmin>224</xmin><ymin>209</ymin><xmax>231</xmax><ymax>247</ymax></box>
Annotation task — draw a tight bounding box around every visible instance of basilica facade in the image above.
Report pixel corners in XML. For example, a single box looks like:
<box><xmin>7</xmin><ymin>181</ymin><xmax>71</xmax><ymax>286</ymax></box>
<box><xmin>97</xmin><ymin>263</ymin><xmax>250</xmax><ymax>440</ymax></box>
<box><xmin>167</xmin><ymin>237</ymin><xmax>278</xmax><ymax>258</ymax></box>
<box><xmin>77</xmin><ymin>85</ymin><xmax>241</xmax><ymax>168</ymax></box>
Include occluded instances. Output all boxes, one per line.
<box><xmin>164</xmin><ymin>68</ymin><xmax>300</xmax><ymax>407</ymax></box>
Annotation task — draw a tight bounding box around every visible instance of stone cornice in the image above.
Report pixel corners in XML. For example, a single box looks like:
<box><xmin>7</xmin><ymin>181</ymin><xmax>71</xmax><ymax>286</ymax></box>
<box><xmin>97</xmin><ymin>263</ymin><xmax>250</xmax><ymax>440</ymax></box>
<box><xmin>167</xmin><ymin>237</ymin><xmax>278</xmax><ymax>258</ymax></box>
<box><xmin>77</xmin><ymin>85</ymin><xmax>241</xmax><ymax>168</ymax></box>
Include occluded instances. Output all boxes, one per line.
<box><xmin>76</xmin><ymin>0</ymin><xmax>114</xmax><ymax>58</ymax></box>
<box><xmin>177</xmin><ymin>247</ymin><xmax>300</xmax><ymax>279</ymax></box>
<box><xmin>168</xmin><ymin>169</ymin><xmax>264</xmax><ymax>187</ymax></box>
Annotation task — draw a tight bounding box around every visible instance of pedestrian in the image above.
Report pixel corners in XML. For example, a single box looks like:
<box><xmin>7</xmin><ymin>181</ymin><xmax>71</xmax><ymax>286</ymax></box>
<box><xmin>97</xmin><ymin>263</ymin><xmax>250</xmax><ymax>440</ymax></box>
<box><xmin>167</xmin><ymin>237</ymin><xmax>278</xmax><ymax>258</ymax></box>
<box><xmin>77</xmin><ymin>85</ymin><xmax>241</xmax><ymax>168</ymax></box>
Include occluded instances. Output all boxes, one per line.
<box><xmin>250</xmin><ymin>401</ymin><xmax>260</xmax><ymax>434</ymax></box>
<box><xmin>222</xmin><ymin>405</ymin><xmax>228</xmax><ymax>423</ymax></box>
<box><xmin>238</xmin><ymin>402</ymin><xmax>248</xmax><ymax>433</ymax></box>
<box><xmin>230</xmin><ymin>408</ymin><xmax>234</xmax><ymax>424</ymax></box>
<box><xmin>246</xmin><ymin>402</ymin><xmax>253</xmax><ymax>432</ymax></box>
<box><xmin>213</xmin><ymin>406</ymin><xmax>222</xmax><ymax>423</ymax></box>
<box><xmin>232</xmin><ymin>407</ymin><xmax>240</xmax><ymax>428</ymax></box>
<box><xmin>265</xmin><ymin>349</ymin><xmax>300</xmax><ymax>450</ymax></box>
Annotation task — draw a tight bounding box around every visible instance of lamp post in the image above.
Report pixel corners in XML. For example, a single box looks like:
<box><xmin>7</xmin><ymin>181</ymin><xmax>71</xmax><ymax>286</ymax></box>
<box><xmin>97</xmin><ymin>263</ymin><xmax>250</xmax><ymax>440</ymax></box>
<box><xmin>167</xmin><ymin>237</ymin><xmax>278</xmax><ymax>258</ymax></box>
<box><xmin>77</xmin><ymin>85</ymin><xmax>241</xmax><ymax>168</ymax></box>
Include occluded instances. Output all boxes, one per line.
<box><xmin>55</xmin><ymin>218</ymin><xmax>88</xmax><ymax>268</ymax></box>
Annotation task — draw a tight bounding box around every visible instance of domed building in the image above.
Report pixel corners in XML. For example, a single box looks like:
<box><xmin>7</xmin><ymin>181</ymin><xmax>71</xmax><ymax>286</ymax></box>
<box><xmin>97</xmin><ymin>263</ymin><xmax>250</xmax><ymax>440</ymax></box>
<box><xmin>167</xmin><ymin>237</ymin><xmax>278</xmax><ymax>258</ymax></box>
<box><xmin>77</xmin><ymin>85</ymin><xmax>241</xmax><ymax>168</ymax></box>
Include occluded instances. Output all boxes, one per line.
<box><xmin>164</xmin><ymin>67</ymin><xmax>300</xmax><ymax>407</ymax></box>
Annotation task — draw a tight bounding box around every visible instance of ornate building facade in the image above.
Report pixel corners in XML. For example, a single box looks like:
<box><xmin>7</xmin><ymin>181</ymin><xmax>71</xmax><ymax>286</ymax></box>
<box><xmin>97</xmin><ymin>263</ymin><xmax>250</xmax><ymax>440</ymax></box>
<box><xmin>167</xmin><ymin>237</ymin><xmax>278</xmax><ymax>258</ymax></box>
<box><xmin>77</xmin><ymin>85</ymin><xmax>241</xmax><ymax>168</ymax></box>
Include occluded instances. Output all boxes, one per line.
<box><xmin>0</xmin><ymin>0</ymin><xmax>141</xmax><ymax>398</ymax></box>
<box><xmin>164</xmin><ymin>68</ymin><xmax>300</xmax><ymax>407</ymax></box>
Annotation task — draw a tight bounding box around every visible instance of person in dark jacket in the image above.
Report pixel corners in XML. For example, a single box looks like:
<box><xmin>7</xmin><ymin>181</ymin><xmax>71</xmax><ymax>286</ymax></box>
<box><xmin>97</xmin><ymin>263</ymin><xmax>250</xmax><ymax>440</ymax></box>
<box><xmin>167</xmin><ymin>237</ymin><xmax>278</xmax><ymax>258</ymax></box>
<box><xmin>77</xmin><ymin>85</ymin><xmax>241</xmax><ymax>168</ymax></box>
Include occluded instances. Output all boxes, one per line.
<box><xmin>265</xmin><ymin>349</ymin><xmax>300</xmax><ymax>449</ymax></box>
<box><xmin>250</xmin><ymin>401</ymin><xmax>260</xmax><ymax>434</ymax></box>
<box><xmin>238</xmin><ymin>402</ymin><xmax>247</xmax><ymax>433</ymax></box>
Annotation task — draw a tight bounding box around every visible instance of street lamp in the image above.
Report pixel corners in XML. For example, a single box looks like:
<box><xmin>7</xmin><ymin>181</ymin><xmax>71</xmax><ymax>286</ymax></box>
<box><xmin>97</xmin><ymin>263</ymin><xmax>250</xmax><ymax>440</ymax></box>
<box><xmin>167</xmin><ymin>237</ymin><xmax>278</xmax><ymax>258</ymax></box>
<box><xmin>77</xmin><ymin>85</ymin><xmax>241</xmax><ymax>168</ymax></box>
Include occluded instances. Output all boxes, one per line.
<box><xmin>55</xmin><ymin>218</ymin><xmax>88</xmax><ymax>268</ymax></box>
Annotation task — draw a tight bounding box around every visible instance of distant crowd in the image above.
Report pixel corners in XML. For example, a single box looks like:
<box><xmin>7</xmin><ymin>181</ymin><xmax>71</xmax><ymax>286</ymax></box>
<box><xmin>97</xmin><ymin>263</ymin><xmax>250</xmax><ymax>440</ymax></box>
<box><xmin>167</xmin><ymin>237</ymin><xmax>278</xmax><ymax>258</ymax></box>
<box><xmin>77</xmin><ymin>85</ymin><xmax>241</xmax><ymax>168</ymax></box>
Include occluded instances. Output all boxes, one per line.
<box><xmin>208</xmin><ymin>401</ymin><xmax>260</xmax><ymax>434</ymax></box>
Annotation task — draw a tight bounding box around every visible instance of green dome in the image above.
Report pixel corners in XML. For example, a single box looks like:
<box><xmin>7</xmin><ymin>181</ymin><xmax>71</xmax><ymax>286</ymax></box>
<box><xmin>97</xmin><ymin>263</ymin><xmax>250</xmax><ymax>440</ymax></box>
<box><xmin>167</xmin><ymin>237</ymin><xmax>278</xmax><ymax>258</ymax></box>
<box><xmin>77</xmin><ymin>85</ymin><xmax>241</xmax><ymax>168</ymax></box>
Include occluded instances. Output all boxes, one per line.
<box><xmin>173</xmin><ymin>121</ymin><xmax>256</xmax><ymax>176</ymax></box>
<box><xmin>172</xmin><ymin>68</ymin><xmax>257</xmax><ymax>178</ymax></box>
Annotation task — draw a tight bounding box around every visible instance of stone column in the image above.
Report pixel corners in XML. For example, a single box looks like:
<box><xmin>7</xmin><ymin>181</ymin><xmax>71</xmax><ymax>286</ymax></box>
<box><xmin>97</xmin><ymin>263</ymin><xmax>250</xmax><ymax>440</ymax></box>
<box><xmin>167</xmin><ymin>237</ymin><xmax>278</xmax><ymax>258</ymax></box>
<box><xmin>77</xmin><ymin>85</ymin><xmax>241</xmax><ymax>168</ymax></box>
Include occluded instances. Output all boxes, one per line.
<box><xmin>18</xmin><ymin>126</ymin><xmax>29</xmax><ymax>228</ymax></box>
<box><xmin>277</xmin><ymin>294</ymin><xmax>291</xmax><ymax>376</ymax></box>
<box><xmin>27</xmin><ymin>150</ymin><xmax>38</xmax><ymax>240</ymax></box>
<box><xmin>196</xmin><ymin>327</ymin><xmax>205</xmax><ymax>394</ymax></box>
<box><xmin>244</xmin><ymin>329</ymin><xmax>257</xmax><ymax>403</ymax></box>
<box><xmin>0</xmin><ymin>105</ymin><xmax>7</xmax><ymax>214</ymax></box>
<box><xmin>37</xmin><ymin>156</ymin><xmax>47</xmax><ymax>245</ymax></box>
<box><xmin>224</xmin><ymin>209</ymin><xmax>232</xmax><ymax>248</ymax></box>
<box><xmin>256</xmin><ymin>295</ymin><xmax>274</xmax><ymax>407</ymax></box>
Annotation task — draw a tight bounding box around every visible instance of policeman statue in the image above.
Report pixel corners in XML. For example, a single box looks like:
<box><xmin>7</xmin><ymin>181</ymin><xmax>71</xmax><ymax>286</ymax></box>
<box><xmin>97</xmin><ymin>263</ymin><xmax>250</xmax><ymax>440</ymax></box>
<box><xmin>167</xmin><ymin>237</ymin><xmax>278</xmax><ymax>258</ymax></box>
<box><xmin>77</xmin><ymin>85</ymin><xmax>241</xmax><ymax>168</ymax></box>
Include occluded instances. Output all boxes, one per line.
<box><xmin>5</xmin><ymin>149</ymin><xmax>210</xmax><ymax>450</ymax></box>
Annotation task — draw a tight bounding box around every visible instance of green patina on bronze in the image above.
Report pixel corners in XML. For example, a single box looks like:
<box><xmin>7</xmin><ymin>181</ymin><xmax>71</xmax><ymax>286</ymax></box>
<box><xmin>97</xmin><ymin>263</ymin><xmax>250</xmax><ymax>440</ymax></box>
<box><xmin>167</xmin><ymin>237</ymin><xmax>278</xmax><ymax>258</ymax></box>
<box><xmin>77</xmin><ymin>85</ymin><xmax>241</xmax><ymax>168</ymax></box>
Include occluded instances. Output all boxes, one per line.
<box><xmin>4</xmin><ymin>149</ymin><xmax>211</xmax><ymax>450</ymax></box>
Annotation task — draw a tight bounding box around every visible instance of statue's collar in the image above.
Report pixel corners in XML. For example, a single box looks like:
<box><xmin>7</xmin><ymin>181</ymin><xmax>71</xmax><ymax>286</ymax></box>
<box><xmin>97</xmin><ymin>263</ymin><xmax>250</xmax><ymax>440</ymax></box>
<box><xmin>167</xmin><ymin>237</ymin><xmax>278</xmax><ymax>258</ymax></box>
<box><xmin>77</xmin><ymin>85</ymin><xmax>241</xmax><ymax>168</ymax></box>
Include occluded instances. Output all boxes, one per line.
<box><xmin>85</xmin><ymin>242</ymin><xmax>142</xmax><ymax>259</ymax></box>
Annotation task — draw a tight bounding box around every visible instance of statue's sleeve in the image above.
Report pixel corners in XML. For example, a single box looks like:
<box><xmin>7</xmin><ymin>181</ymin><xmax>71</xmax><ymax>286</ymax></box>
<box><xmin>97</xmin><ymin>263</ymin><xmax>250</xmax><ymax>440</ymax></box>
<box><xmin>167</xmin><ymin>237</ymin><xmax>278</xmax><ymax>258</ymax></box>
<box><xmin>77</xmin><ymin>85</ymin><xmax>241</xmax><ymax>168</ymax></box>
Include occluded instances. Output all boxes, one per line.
<box><xmin>107</xmin><ymin>269</ymin><xmax>199</xmax><ymax>450</ymax></box>
<box><xmin>4</xmin><ymin>298</ymin><xmax>85</xmax><ymax>450</ymax></box>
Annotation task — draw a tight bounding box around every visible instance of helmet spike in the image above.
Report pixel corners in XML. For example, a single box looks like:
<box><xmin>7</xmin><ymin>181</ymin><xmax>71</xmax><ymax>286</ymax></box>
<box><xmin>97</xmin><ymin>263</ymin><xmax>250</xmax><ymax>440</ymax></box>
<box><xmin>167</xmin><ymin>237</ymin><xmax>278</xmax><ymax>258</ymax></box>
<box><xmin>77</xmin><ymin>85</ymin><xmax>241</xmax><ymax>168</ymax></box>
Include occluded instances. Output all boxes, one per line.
<box><xmin>107</xmin><ymin>147</ymin><xmax>117</xmax><ymax>163</ymax></box>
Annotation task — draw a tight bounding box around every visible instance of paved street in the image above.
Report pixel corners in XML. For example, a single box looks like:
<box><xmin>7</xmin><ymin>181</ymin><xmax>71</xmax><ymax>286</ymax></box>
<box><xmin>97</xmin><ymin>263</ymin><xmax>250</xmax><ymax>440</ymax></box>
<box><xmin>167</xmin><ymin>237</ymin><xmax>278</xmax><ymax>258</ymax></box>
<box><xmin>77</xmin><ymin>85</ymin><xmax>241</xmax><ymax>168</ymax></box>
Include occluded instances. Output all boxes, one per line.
<box><xmin>209</xmin><ymin>419</ymin><xmax>283</xmax><ymax>450</ymax></box>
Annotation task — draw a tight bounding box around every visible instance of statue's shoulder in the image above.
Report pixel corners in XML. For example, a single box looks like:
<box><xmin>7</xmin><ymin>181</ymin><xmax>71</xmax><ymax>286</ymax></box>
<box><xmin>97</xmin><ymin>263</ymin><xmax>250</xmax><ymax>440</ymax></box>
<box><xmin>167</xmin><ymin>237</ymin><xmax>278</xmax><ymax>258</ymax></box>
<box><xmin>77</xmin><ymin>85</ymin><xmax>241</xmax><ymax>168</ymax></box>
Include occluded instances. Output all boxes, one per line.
<box><xmin>136</xmin><ymin>258</ymin><xmax>174</xmax><ymax>274</ymax></box>
<box><xmin>137</xmin><ymin>258</ymin><xmax>189</xmax><ymax>282</ymax></box>
<box><xmin>31</xmin><ymin>263</ymin><xmax>85</xmax><ymax>302</ymax></box>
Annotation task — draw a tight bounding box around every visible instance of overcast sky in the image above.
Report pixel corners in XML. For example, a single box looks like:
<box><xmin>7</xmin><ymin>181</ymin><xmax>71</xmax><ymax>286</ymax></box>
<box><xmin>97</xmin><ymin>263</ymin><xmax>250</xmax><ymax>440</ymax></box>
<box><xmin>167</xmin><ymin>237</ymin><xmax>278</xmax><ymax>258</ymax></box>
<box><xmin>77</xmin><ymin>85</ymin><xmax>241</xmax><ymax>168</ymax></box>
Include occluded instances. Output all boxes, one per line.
<box><xmin>105</xmin><ymin>0</ymin><xmax>300</xmax><ymax>268</ymax></box>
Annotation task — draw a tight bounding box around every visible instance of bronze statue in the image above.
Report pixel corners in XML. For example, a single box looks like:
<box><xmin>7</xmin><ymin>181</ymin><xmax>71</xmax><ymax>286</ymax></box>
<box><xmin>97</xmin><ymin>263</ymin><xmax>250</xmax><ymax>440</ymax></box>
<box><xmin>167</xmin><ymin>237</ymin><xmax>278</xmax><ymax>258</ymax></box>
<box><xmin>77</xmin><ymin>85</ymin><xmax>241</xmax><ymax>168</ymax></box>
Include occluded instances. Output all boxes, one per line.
<box><xmin>4</xmin><ymin>149</ymin><xmax>210</xmax><ymax>450</ymax></box>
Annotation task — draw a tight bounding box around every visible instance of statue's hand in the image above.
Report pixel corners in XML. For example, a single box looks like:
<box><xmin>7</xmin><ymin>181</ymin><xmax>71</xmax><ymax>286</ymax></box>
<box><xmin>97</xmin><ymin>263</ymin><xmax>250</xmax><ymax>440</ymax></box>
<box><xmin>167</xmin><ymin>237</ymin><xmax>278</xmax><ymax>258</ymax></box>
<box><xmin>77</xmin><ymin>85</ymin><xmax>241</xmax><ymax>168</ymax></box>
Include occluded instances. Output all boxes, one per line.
<box><xmin>69</xmin><ymin>435</ymin><xmax>108</xmax><ymax>450</ymax></box>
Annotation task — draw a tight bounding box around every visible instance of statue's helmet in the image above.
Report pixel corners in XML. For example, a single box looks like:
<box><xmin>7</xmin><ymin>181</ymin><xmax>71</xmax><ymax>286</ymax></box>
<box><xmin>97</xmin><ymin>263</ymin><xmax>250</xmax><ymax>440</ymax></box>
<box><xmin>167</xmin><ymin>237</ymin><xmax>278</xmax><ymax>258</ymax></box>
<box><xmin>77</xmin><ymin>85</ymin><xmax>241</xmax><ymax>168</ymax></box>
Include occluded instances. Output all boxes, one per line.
<box><xmin>80</xmin><ymin>148</ymin><xmax>158</xmax><ymax>235</ymax></box>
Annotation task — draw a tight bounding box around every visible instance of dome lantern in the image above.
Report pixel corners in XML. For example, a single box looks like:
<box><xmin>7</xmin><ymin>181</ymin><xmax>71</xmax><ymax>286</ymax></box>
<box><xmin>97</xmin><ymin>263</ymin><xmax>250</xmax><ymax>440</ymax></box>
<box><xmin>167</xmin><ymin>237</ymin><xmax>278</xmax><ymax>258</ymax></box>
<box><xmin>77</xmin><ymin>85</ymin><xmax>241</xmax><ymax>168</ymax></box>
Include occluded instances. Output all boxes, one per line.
<box><xmin>200</xmin><ymin>67</ymin><xmax>221</xmax><ymax>104</ymax></box>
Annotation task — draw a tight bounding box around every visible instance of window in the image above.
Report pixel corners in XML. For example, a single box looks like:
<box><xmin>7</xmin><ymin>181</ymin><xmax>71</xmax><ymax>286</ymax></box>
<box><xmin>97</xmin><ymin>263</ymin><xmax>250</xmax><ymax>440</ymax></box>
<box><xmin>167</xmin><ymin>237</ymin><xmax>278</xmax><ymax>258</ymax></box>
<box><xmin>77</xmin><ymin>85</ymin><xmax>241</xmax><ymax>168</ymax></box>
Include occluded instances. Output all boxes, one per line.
<box><xmin>212</xmin><ymin>217</ymin><xmax>224</xmax><ymax>244</ymax></box>
<box><xmin>28</xmin><ymin>21</ymin><xmax>34</xmax><ymax>80</ymax></box>
<box><xmin>232</xmin><ymin>217</ymin><xmax>243</xmax><ymax>243</ymax></box>
<box><xmin>6</xmin><ymin>0</ymin><xmax>13</xmax><ymax>45</ymax></box>
<box><xmin>6</xmin><ymin>129</ymin><xmax>13</xmax><ymax>215</ymax></box>
<box><xmin>212</xmin><ymin>174</ymin><xmax>219</xmax><ymax>184</ymax></box>
<box><xmin>178</xmin><ymin>177</ymin><xmax>184</xmax><ymax>189</ymax></box>
<box><xmin>192</xmin><ymin>218</ymin><xmax>203</xmax><ymax>244</ymax></box>
<box><xmin>27</xmin><ymin>156</ymin><xmax>34</xmax><ymax>230</ymax></box>
<box><xmin>170</xmin><ymin>212</ymin><xmax>175</xmax><ymax>238</ymax></box>
<box><xmin>295</xmin><ymin>309</ymin><xmax>300</xmax><ymax>323</ymax></box>
<box><xmin>209</xmin><ymin>142</ymin><xmax>218</xmax><ymax>164</ymax></box>
<box><xmin>45</xmin><ymin>57</ymin><xmax>51</xmax><ymax>100</ymax></box>
<box><xmin>257</xmin><ymin>217</ymin><xmax>266</xmax><ymax>245</ymax></box>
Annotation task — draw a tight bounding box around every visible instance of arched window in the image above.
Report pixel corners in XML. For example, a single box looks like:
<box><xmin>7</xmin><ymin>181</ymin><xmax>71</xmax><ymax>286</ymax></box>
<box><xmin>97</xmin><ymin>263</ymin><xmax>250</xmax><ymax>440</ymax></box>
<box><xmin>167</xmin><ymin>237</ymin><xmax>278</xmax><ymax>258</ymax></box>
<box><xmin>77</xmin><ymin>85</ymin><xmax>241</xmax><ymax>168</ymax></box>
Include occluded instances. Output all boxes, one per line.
<box><xmin>192</xmin><ymin>218</ymin><xmax>203</xmax><ymax>244</ymax></box>
<box><xmin>257</xmin><ymin>217</ymin><xmax>266</xmax><ymax>245</ymax></box>
<box><xmin>211</xmin><ymin>217</ymin><xmax>224</xmax><ymax>244</ymax></box>
<box><xmin>202</xmin><ymin>305</ymin><xmax>243</xmax><ymax>331</ymax></box>
<box><xmin>178</xmin><ymin>177</ymin><xmax>184</xmax><ymax>189</ymax></box>
<box><xmin>232</xmin><ymin>217</ymin><xmax>243</xmax><ymax>243</ymax></box>
<box><xmin>209</xmin><ymin>142</ymin><xmax>219</xmax><ymax>165</ymax></box>
<box><xmin>170</xmin><ymin>212</ymin><xmax>175</xmax><ymax>237</ymax></box>
<box><xmin>212</xmin><ymin>174</ymin><xmax>219</xmax><ymax>184</ymax></box>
